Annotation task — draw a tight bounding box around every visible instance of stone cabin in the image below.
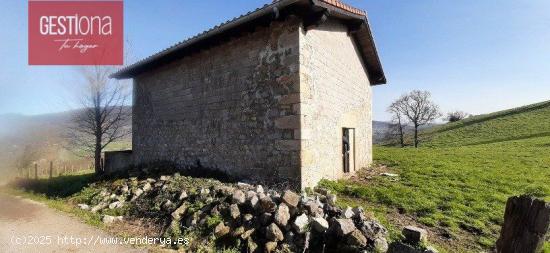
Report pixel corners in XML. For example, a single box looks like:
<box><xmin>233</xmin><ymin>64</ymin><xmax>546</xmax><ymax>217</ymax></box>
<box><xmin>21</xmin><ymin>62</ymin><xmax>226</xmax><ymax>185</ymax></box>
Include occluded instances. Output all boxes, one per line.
<box><xmin>109</xmin><ymin>0</ymin><xmax>386</xmax><ymax>188</ymax></box>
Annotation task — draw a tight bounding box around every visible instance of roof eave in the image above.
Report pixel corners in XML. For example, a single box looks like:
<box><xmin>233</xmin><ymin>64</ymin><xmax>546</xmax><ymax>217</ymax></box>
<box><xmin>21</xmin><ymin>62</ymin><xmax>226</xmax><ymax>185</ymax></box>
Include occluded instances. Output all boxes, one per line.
<box><xmin>358</xmin><ymin>19</ymin><xmax>386</xmax><ymax>85</ymax></box>
<box><xmin>111</xmin><ymin>0</ymin><xmax>386</xmax><ymax>85</ymax></box>
<box><xmin>310</xmin><ymin>0</ymin><xmax>386</xmax><ymax>85</ymax></box>
<box><xmin>110</xmin><ymin>0</ymin><xmax>302</xmax><ymax>79</ymax></box>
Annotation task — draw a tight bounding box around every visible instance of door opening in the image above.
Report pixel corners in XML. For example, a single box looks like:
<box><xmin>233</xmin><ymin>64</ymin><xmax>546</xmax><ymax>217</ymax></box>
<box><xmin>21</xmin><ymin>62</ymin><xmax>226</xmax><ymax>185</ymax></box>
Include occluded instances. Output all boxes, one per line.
<box><xmin>342</xmin><ymin>128</ymin><xmax>355</xmax><ymax>173</ymax></box>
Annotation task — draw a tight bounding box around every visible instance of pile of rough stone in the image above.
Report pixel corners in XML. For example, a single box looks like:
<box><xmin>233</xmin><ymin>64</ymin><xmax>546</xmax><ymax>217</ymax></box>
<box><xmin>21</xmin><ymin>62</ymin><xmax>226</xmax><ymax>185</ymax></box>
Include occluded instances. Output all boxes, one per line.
<box><xmin>77</xmin><ymin>173</ymin><xmax>439</xmax><ymax>252</ymax></box>
<box><xmin>171</xmin><ymin>181</ymin><xmax>390</xmax><ymax>252</ymax></box>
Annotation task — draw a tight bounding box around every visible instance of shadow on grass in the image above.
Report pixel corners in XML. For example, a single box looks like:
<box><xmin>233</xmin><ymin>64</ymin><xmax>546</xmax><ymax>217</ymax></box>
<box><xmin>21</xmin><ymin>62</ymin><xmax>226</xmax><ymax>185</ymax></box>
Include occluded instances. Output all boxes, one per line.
<box><xmin>9</xmin><ymin>173</ymin><xmax>97</xmax><ymax>198</ymax></box>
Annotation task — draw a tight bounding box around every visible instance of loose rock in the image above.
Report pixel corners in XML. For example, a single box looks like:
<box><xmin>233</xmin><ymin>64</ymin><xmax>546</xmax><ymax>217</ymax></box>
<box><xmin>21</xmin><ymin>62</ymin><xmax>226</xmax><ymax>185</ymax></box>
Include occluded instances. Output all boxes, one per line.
<box><xmin>334</xmin><ymin>218</ymin><xmax>355</xmax><ymax>236</ymax></box>
<box><xmin>274</xmin><ymin>203</ymin><xmax>290</xmax><ymax>227</ymax></box>
<box><xmin>232</xmin><ymin>226</ymin><xmax>245</xmax><ymax>237</ymax></box>
<box><xmin>249</xmin><ymin>195</ymin><xmax>259</xmax><ymax>209</ymax></box>
<box><xmin>342</xmin><ymin>206</ymin><xmax>354</xmax><ymax>219</ymax></box>
<box><xmin>109</xmin><ymin>201</ymin><xmax>123</xmax><ymax>209</ymax></box>
<box><xmin>266</xmin><ymin>223</ymin><xmax>284</xmax><ymax>242</ymax></box>
<box><xmin>232</xmin><ymin>190</ymin><xmax>246</xmax><ymax>204</ymax></box>
<box><xmin>243</xmin><ymin>213</ymin><xmax>254</xmax><ymax>227</ymax></box>
<box><xmin>162</xmin><ymin>200</ymin><xmax>173</xmax><ymax>210</ymax></box>
<box><xmin>311</xmin><ymin>217</ymin><xmax>329</xmax><ymax>233</ymax></box>
<box><xmin>255</xmin><ymin>185</ymin><xmax>264</xmax><ymax>194</ymax></box>
<box><xmin>265</xmin><ymin>241</ymin><xmax>278</xmax><ymax>253</ymax></box>
<box><xmin>293</xmin><ymin>213</ymin><xmax>309</xmax><ymax>234</ymax></box>
<box><xmin>259</xmin><ymin>196</ymin><xmax>276</xmax><ymax>213</ymax></box>
<box><xmin>425</xmin><ymin>246</ymin><xmax>439</xmax><ymax>253</ymax></box>
<box><xmin>142</xmin><ymin>183</ymin><xmax>152</xmax><ymax>192</ymax></box>
<box><xmin>304</xmin><ymin>201</ymin><xmax>321</xmax><ymax>217</ymax></box>
<box><xmin>374</xmin><ymin>237</ymin><xmax>389</xmax><ymax>252</ymax></box>
<box><xmin>403</xmin><ymin>226</ymin><xmax>427</xmax><ymax>244</ymax></box>
<box><xmin>346</xmin><ymin>229</ymin><xmax>368</xmax><ymax>247</ymax></box>
<box><xmin>120</xmin><ymin>185</ymin><xmax>129</xmax><ymax>194</ymax></box>
<box><xmin>241</xmin><ymin>228</ymin><xmax>255</xmax><ymax>240</ymax></box>
<box><xmin>171</xmin><ymin>203</ymin><xmax>187</xmax><ymax>220</ymax></box>
<box><xmin>178</xmin><ymin>190</ymin><xmax>188</xmax><ymax>200</ymax></box>
<box><xmin>131</xmin><ymin>188</ymin><xmax>144</xmax><ymax>201</ymax></box>
<box><xmin>229</xmin><ymin>204</ymin><xmax>240</xmax><ymax>220</ymax></box>
<box><xmin>77</xmin><ymin>204</ymin><xmax>89</xmax><ymax>210</ymax></box>
<box><xmin>353</xmin><ymin>207</ymin><xmax>366</xmax><ymax>221</ymax></box>
<box><xmin>102</xmin><ymin>215</ymin><xmax>123</xmax><ymax>224</ymax></box>
<box><xmin>246</xmin><ymin>190</ymin><xmax>257</xmax><ymax>200</ymax></box>
<box><xmin>91</xmin><ymin>203</ymin><xmax>107</xmax><ymax>213</ymax></box>
<box><xmin>214</xmin><ymin>222</ymin><xmax>230</xmax><ymax>237</ymax></box>
<box><xmin>281</xmin><ymin>190</ymin><xmax>300</xmax><ymax>208</ymax></box>
<box><xmin>247</xmin><ymin>238</ymin><xmax>258</xmax><ymax>252</ymax></box>
<box><xmin>200</xmin><ymin>188</ymin><xmax>210</xmax><ymax>197</ymax></box>
<box><xmin>361</xmin><ymin>220</ymin><xmax>388</xmax><ymax>239</ymax></box>
<box><xmin>326</xmin><ymin>193</ymin><xmax>337</xmax><ymax>205</ymax></box>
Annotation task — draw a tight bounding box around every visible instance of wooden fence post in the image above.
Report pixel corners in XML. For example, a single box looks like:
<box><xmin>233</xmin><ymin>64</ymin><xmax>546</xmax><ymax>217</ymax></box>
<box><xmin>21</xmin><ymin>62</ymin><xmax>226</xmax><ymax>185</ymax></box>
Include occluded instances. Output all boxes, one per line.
<box><xmin>49</xmin><ymin>161</ymin><xmax>53</xmax><ymax>179</ymax></box>
<box><xmin>34</xmin><ymin>163</ymin><xmax>38</xmax><ymax>180</ymax></box>
<box><xmin>496</xmin><ymin>195</ymin><xmax>550</xmax><ymax>253</ymax></box>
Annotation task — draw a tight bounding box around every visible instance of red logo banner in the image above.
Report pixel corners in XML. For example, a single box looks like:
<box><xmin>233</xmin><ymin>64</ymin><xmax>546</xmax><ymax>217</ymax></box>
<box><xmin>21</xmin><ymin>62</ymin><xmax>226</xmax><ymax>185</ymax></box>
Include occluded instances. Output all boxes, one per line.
<box><xmin>28</xmin><ymin>0</ymin><xmax>124</xmax><ymax>65</ymax></box>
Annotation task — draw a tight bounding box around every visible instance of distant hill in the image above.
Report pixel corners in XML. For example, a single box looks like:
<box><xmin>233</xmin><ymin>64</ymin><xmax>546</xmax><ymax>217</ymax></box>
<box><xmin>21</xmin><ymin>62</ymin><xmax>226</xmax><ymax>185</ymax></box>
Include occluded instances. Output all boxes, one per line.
<box><xmin>373</xmin><ymin>120</ymin><xmax>439</xmax><ymax>145</ymax></box>
<box><xmin>0</xmin><ymin>108</ymin><xmax>131</xmax><ymax>177</ymax></box>
<box><xmin>0</xmin><ymin>111</ymin><xmax>72</xmax><ymax>174</ymax></box>
<box><xmin>373</xmin><ymin>120</ymin><xmax>392</xmax><ymax>144</ymax></box>
<box><xmin>422</xmin><ymin>100</ymin><xmax>550</xmax><ymax>147</ymax></box>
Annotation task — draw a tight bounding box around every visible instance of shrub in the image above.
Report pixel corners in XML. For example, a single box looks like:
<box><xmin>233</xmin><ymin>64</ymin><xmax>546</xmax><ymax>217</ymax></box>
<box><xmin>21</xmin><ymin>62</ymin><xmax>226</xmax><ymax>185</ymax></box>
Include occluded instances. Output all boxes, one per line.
<box><xmin>447</xmin><ymin>111</ymin><xmax>470</xmax><ymax>122</ymax></box>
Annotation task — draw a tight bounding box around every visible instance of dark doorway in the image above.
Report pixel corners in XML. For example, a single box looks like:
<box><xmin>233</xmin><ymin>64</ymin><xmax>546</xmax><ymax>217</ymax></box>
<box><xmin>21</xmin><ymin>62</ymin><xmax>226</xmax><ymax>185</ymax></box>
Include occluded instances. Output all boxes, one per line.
<box><xmin>342</xmin><ymin>128</ymin><xmax>355</xmax><ymax>173</ymax></box>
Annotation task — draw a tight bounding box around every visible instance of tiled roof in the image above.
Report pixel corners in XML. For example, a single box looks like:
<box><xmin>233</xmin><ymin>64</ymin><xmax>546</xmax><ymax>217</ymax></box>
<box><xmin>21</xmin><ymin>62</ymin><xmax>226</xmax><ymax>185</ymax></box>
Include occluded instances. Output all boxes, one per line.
<box><xmin>112</xmin><ymin>0</ymin><xmax>385</xmax><ymax>84</ymax></box>
<box><xmin>273</xmin><ymin>0</ymin><xmax>366</xmax><ymax>16</ymax></box>
<box><xmin>319</xmin><ymin>0</ymin><xmax>366</xmax><ymax>16</ymax></box>
<box><xmin>112</xmin><ymin>1</ymin><xmax>282</xmax><ymax>79</ymax></box>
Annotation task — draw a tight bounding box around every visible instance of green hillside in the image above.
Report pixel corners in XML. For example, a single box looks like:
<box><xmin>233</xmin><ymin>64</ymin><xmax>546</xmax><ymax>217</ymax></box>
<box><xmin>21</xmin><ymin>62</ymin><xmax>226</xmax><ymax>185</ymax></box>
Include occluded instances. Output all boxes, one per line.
<box><xmin>422</xmin><ymin>100</ymin><xmax>550</xmax><ymax>147</ymax></box>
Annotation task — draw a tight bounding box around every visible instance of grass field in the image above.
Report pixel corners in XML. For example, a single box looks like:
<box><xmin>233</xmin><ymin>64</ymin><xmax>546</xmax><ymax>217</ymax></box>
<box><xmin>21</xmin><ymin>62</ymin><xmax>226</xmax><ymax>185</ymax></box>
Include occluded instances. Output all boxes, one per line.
<box><xmin>322</xmin><ymin>101</ymin><xmax>550</xmax><ymax>252</ymax></box>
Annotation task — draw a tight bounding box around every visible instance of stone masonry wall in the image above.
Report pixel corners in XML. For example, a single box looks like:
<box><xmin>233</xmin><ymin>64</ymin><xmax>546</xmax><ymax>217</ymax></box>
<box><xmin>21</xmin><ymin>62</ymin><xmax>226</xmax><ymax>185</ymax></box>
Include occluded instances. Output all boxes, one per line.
<box><xmin>298</xmin><ymin>19</ymin><xmax>373</xmax><ymax>188</ymax></box>
<box><xmin>133</xmin><ymin>17</ymin><xmax>303</xmax><ymax>184</ymax></box>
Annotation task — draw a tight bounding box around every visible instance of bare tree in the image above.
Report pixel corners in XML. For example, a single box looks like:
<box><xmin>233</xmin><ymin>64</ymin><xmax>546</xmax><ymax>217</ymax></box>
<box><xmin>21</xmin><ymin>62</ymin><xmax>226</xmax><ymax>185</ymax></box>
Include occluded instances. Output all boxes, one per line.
<box><xmin>67</xmin><ymin>65</ymin><xmax>130</xmax><ymax>174</ymax></box>
<box><xmin>387</xmin><ymin>102</ymin><xmax>406</xmax><ymax>147</ymax></box>
<box><xmin>393</xmin><ymin>90</ymin><xmax>441</xmax><ymax>148</ymax></box>
<box><xmin>447</xmin><ymin>111</ymin><xmax>469</xmax><ymax>122</ymax></box>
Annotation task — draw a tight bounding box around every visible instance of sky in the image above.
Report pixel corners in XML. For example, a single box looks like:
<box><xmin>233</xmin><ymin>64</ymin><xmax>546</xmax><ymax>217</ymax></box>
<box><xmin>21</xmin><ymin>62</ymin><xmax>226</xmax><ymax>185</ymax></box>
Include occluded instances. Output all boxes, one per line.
<box><xmin>0</xmin><ymin>0</ymin><xmax>549</xmax><ymax>121</ymax></box>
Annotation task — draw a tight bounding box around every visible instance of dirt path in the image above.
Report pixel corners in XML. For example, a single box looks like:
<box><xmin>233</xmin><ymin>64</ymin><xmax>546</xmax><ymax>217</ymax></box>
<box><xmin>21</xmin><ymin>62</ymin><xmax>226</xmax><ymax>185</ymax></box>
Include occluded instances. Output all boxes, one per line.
<box><xmin>0</xmin><ymin>193</ymin><xmax>147</xmax><ymax>253</ymax></box>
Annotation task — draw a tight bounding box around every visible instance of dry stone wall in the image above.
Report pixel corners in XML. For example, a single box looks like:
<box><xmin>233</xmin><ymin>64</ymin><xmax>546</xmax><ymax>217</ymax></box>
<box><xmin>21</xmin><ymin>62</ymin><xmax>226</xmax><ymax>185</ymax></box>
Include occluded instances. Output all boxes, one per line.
<box><xmin>298</xmin><ymin>18</ymin><xmax>373</xmax><ymax>187</ymax></box>
<box><xmin>133</xmin><ymin>17</ymin><xmax>303</xmax><ymax>185</ymax></box>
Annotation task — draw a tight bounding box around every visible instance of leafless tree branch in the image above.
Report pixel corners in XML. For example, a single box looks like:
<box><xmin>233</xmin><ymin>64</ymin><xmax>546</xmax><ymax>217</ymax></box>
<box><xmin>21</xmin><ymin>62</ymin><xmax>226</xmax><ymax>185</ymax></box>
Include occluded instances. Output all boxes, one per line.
<box><xmin>390</xmin><ymin>90</ymin><xmax>441</xmax><ymax>148</ymax></box>
<box><xmin>65</xmin><ymin>65</ymin><xmax>130</xmax><ymax>174</ymax></box>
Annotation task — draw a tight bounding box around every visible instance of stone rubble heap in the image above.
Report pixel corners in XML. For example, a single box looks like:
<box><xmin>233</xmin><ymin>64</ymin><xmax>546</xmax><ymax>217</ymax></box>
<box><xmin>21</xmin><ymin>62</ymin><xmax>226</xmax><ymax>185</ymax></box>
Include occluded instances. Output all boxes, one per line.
<box><xmin>175</xmin><ymin>182</ymin><xmax>389</xmax><ymax>252</ymax></box>
<box><xmin>80</xmin><ymin>173</ymin><xmax>390</xmax><ymax>252</ymax></box>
